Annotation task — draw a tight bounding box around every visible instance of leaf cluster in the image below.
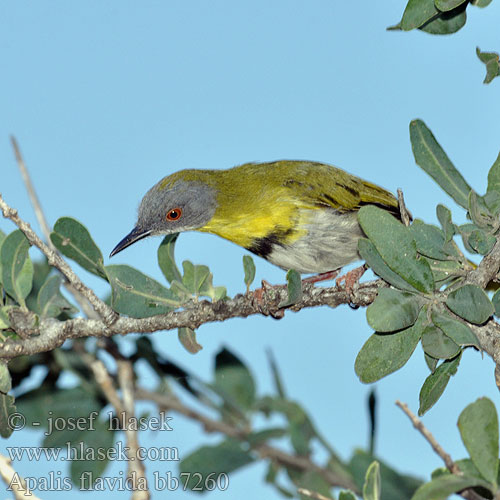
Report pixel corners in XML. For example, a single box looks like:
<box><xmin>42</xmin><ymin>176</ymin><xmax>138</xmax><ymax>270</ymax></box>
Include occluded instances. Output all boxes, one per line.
<box><xmin>356</xmin><ymin>119</ymin><xmax>500</xmax><ymax>415</ymax></box>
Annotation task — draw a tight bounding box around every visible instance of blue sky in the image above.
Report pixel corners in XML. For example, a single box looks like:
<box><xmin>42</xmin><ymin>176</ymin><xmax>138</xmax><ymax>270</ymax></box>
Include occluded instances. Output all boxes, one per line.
<box><xmin>1</xmin><ymin>1</ymin><xmax>500</xmax><ymax>498</ymax></box>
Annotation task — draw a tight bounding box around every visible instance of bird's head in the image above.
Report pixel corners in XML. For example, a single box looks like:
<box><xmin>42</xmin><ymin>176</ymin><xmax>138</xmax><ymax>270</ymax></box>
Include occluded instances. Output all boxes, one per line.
<box><xmin>110</xmin><ymin>172</ymin><xmax>218</xmax><ymax>257</ymax></box>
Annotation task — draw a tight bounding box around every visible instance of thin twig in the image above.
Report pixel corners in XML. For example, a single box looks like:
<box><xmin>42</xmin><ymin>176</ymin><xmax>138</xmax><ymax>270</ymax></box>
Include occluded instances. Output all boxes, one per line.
<box><xmin>10</xmin><ymin>137</ymin><xmax>52</xmax><ymax>244</ymax></box>
<box><xmin>396</xmin><ymin>400</ymin><xmax>459</xmax><ymax>473</ymax></box>
<box><xmin>117</xmin><ymin>360</ymin><xmax>150</xmax><ymax>500</ymax></box>
<box><xmin>136</xmin><ymin>388</ymin><xmax>358</xmax><ymax>492</ymax></box>
<box><xmin>0</xmin><ymin>453</ymin><xmax>42</xmax><ymax>500</ymax></box>
<box><xmin>0</xmin><ymin>194</ymin><xmax>117</xmax><ymax>325</ymax></box>
<box><xmin>10</xmin><ymin>137</ymin><xmax>99</xmax><ymax>320</ymax></box>
<box><xmin>83</xmin><ymin>355</ymin><xmax>150</xmax><ymax>500</ymax></box>
<box><xmin>84</xmin><ymin>355</ymin><xmax>124</xmax><ymax>414</ymax></box>
<box><xmin>395</xmin><ymin>401</ymin><xmax>484</xmax><ymax>500</ymax></box>
<box><xmin>397</xmin><ymin>188</ymin><xmax>411</xmax><ymax>226</ymax></box>
<box><xmin>297</xmin><ymin>488</ymin><xmax>333</xmax><ymax>500</ymax></box>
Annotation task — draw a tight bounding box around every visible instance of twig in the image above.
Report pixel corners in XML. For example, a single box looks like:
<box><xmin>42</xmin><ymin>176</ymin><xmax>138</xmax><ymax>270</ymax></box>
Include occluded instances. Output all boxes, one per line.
<box><xmin>0</xmin><ymin>453</ymin><xmax>42</xmax><ymax>500</ymax></box>
<box><xmin>397</xmin><ymin>188</ymin><xmax>411</xmax><ymax>226</ymax></box>
<box><xmin>84</xmin><ymin>355</ymin><xmax>150</xmax><ymax>500</ymax></box>
<box><xmin>0</xmin><ymin>194</ymin><xmax>117</xmax><ymax>326</ymax></box>
<box><xmin>396</xmin><ymin>400</ymin><xmax>459</xmax><ymax>473</ymax></box>
<box><xmin>297</xmin><ymin>488</ymin><xmax>333</xmax><ymax>500</ymax></box>
<box><xmin>10</xmin><ymin>137</ymin><xmax>99</xmax><ymax>320</ymax></box>
<box><xmin>84</xmin><ymin>356</ymin><xmax>124</xmax><ymax>414</ymax></box>
<box><xmin>117</xmin><ymin>360</ymin><xmax>150</xmax><ymax>500</ymax></box>
<box><xmin>395</xmin><ymin>401</ymin><xmax>484</xmax><ymax>500</ymax></box>
<box><xmin>136</xmin><ymin>388</ymin><xmax>358</xmax><ymax>492</ymax></box>
<box><xmin>10</xmin><ymin>136</ymin><xmax>53</xmax><ymax>244</ymax></box>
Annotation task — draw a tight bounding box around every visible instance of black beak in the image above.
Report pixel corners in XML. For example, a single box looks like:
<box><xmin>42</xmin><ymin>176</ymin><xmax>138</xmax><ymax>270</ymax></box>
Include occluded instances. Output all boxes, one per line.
<box><xmin>109</xmin><ymin>226</ymin><xmax>152</xmax><ymax>257</ymax></box>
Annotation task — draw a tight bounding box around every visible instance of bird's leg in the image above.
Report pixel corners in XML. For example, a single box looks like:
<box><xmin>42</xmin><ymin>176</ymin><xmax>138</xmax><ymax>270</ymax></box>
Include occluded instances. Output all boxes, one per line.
<box><xmin>302</xmin><ymin>269</ymin><xmax>340</xmax><ymax>285</ymax></box>
<box><xmin>336</xmin><ymin>264</ymin><xmax>367</xmax><ymax>299</ymax></box>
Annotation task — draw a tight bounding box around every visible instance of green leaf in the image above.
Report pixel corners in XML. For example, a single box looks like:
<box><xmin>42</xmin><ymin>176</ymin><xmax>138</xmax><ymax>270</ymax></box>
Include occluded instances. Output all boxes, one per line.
<box><xmin>472</xmin><ymin>0</ymin><xmax>492</xmax><ymax>6</ymax></box>
<box><xmin>363</xmin><ymin>461</ymin><xmax>381</xmax><ymax>500</ymax></box>
<box><xmin>419</xmin><ymin>354</ymin><xmax>461</xmax><ymax>415</ymax></box>
<box><xmin>0</xmin><ymin>364</ymin><xmax>11</xmax><ymax>394</ymax></box>
<box><xmin>349</xmin><ymin>450</ymin><xmax>422</xmax><ymax>500</ymax></box>
<box><xmin>157</xmin><ymin>233</ymin><xmax>182</xmax><ymax>283</ymax></box>
<box><xmin>425</xmin><ymin>352</ymin><xmax>439</xmax><ymax>372</ymax></box>
<box><xmin>367</xmin><ymin>288</ymin><xmax>423</xmax><ymax>332</ymax></box>
<box><xmin>0</xmin><ymin>307</ymin><xmax>11</xmax><ymax>329</ymax></box>
<box><xmin>178</xmin><ymin>327</ymin><xmax>202</xmax><ymax>354</ymax></box>
<box><xmin>446</xmin><ymin>284</ymin><xmax>494</xmax><ymax>324</ymax></box>
<box><xmin>50</xmin><ymin>217</ymin><xmax>106</xmax><ymax>279</ymax></box>
<box><xmin>0</xmin><ymin>229</ymin><xmax>6</xmax><ymax>286</ymax></box>
<box><xmin>422</xmin><ymin>257</ymin><xmax>461</xmax><ymax>285</ymax></box>
<box><xmin>106</xmin><ymin>264</ymin><xmax>180</xmax><ymax>318</ymax></box>
<box><xmin>431</xmin><ymin>311</ymin><xmax>480</xmax><ymax>348</ymax></box>
<box><xmin>436</xmin><ymin>205</ymin><xmax>455</xmax><ymax>242</ymax></box>
<box><xmin>421</xmin><ymin>325</ymin><xmax>460</xmax><ymax>359</ymax></box>
<box><xmin>69</xmin><ymin>418</ymin><xmax>115</xmax><ymax>486</ymax></box>
<box><xmin>16</xmin><ymin>386</ymin><xmax>102</xmax><ymax>437</ymax></box>
<box><xmin>246</xmin><ymin>427</ymin><xmax>287</xmax><ymax>446</ymax></box>
<box><xmin>214</xmin><ymin>348</ymin><xmax>256</xmax><ymax>411</ymax></box>
<box><xmin>476</xmin><ymin>47</ymin><xmax>500</xmax><ymax>84</ymax></box>
<box><xmin>358</xmin><ymin>239</ymin><xmax>418</xmax><ymax>292</ymax></box>
<box><xmin>0</xmin><ymin>394</ymin><xmax>15</xmax><ymax>438</ymax></box>
<box><xmin>279</xmin><ymin>269</ymin><xmax>302</xmax><ymax>308</ymax></box>
<box><xmin>488</xmin><ymin>152</ymin><xmax>500</xmax><ymax>195</ymax></box>
<box><xmin>420</xmin><ymin>5</ymin><xmax>466</xmax><ymax>34</ymax></box>
<box><xmin>37</xmin><ymin>275</ymin><xmax>78</xmax><ymax>318</ymax></box>
<box><xmin>355</xmin><ymin>308</ymin><xmax>425</xmax><ymax>383</ymax></box>
<box><xmin>358</xmin><ymin>206</ymin><xmax>434</xmax><ymax>293</ymax></box>
<box><xmin>435</xmin><ymin>0</ymin><xmax>467</xmax><ymax>11</ymax></box>
<box><xmin>469</xmin><ymin>190</ymin><xmax>493</xmax><ymax>229</ymax></box>
<box><xmin>339</xmin><ymin>492</ymin><xmax>357</xmax><ymax>500</ymax></box>
<box><xmin>410</xmin><ymin>120</ymin><xmax>472</xmax><ymax>209</ymax></box>
<box><xmin>458</xmin><ymin>397</ymin><xmax>499</xmax><ymax>485</ymax></box>
<box><xmin>409</xmin><ymin>220</ymin><xmax>450</xmax><ymax>260</ymax></box>
<box><xmin>267</xmin><ymin>350</ymin><xmax>286</xmax><ymax>398</ymax></box>
<box><xmin>182</xmin><ymin>260</ymin><xmax>210</xmax><ymax>294</ymax></box>
<box><xmin>180</xmin><ymin>439</ymin><xmax>254</xmax><ymax>491</ymax></box>
<box><xmin>1</xmin><ymin>230</ymin><xmax>33</xmax><ymax>306</ymax></box>
<box><xmin>467</xmin><ymin>229</ymin><xmax>496</xmax><ymax>255</ymax></box>
<box><xmin>411</xmin><ymin>474</ymin><xmax>492</xmax><ymax>500</ymax></box>
<box><xmin>400</xmin><ymin>0</ymin><xmax>439</xmax><ymax>30</ymax></box>
<box><xmin>243</xmin><ymin>255</ymin><xmax>256</xmax><ymax>292</ymax></box>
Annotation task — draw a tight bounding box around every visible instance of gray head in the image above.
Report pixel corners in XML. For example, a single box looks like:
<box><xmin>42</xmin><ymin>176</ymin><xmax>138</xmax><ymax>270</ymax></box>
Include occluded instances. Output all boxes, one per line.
<box><xmin>110</xmin><ymin>177</ymin><xmax>217</xmax><ymax>257</ymax></box>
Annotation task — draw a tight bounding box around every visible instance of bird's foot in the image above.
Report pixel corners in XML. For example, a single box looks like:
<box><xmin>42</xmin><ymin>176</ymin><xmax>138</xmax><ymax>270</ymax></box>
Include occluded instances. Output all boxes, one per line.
<box><xmin>335</xmin><ymin>264</ymin><xmax>367</xmax><ymax>305</ymax></box>
<box><xmin>252</xmin><ymin>280</ymin><xmax>285</xmax><ymax>319</ymax></box>
<box><xmin>302</xmin><ymin>269</ymin><xmax>340</xmax><ymax>285</ymax></box>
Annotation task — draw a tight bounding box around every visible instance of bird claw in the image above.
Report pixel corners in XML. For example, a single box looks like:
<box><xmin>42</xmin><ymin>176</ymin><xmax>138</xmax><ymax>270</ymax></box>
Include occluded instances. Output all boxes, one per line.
<box><xmin>251</xmin><ymin>280</ymin><xmax>285</xmax><ymax>319</ymax></box>
<box><xmin>336</xmin><ymin>264</ymin><xmax>367</xmax><ymax>304</ymax></box>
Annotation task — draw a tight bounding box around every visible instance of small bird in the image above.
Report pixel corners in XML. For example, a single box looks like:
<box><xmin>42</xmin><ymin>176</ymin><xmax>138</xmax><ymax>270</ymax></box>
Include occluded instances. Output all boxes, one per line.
<box><xmin>110</xmin><ymin>161</ymin><xmax>399</xmax><ymax>277</ymax></box>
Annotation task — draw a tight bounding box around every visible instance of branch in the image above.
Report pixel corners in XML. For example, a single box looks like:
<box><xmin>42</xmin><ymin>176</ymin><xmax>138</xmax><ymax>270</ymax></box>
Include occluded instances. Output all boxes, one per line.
<box><xmin>395</xmin><ymin>401</ymin><xmax>483</xmax><ymax>500</ymax></box>
<box><xmin>135</xmin><ymin>388</ymin><xmax>359</xmax><ymax>493</ymax></box>
<box><xmin>0</xmin><ymin>453</ymin><xmax>42</xmax><ymax>500</ymax></box>
<box><xmin>10</xmin><ymin>137</ymin><xmax>99</xmax><ymax>320</ymax></box>
<box><xmin>85</xmin><ymin>356</ymin><xmax>150</xmax><ymax>500</ymax></box>
<box><xmin>0</xmin><ymin>280</ymin><xmax>380</xmax><ymax>359</ymax></box>
<box><xmin>117</xmin><ymin>360</ymin><xmax>150</xmax><ymax>500</ymax></box>
<box><xmin>0</xmin><ymin>194</ymin><xmax>117</xmax><ymax>326</ymax></box>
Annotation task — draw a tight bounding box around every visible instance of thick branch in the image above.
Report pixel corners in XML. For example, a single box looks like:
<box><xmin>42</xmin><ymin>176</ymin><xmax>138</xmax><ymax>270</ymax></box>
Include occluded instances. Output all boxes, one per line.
<box><xmin>0</xmin><ymin>194</ymin><xmax>117</xmax><ymax>325</ymax></box>
<box><xmin>0</xmin><ymin>281</ymin><xmax>380</xmax><ymax>359</ymax></box>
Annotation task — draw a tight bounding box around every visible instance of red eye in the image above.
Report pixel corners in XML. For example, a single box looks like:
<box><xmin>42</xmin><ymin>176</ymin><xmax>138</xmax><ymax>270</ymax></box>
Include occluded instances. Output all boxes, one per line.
<box><xmin>166</xmin><ymin>208</ymin><xmax>182</xmax><ymax>221</ymax></box>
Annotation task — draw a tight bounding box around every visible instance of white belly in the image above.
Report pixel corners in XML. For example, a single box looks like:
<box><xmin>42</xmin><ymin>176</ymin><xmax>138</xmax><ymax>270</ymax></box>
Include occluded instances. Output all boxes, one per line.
<box><xmin>266</xmin><ymin>208</ymin><xmax>363</xmax><ymax>274</ymax></box>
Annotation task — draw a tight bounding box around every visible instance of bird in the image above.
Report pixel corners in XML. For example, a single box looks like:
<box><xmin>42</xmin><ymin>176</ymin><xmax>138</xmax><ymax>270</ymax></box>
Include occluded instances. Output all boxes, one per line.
<box><xmin>110</xmin><ymin>160</ymin><xmax>400</xmax><ymax>279</ymax></box>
